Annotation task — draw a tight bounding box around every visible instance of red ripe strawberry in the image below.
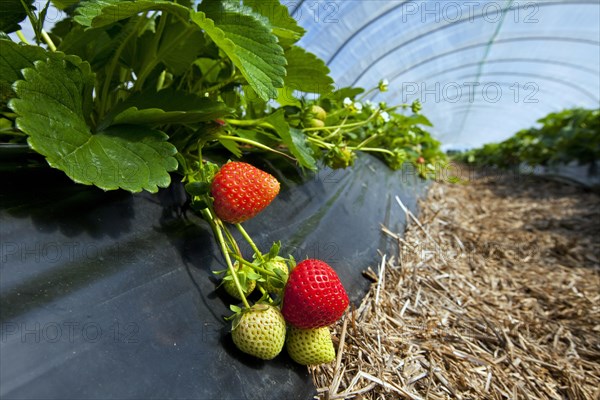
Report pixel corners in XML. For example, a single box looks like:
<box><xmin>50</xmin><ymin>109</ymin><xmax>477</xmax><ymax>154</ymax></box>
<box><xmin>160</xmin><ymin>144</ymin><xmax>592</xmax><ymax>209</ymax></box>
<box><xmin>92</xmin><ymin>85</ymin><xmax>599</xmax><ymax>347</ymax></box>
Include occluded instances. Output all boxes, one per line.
<box><xmin>211</xmin><ymin>162</ymin><xmax>280</xmax><ymax>224</ymax></box>
<box><xmin>281</xmin><ymin>259</ymin><xmax>349</xmax><ymax>329</ymax></box>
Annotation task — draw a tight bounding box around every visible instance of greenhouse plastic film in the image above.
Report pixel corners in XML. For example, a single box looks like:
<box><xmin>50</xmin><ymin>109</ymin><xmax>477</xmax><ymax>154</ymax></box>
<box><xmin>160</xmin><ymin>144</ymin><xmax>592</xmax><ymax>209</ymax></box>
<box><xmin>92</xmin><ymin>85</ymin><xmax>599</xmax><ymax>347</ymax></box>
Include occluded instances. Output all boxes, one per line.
<box><xmin>291</xmin><ymin>0</ymin><xmax>600</xmax><ymax>149</ymax></box>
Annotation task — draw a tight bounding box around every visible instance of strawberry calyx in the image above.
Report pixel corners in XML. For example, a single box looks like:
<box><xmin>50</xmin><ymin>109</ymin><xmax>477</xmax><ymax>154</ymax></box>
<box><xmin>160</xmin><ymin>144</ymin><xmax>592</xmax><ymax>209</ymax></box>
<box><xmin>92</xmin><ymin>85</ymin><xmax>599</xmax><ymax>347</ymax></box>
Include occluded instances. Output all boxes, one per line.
<box><xmin>228</xmin><ymin>242</ymin><xmax>292</xmax><ymax>303</ymax></box>
<box><xmin>253</xmin><ymin>242</ymin><xmax>291</xmax><ymax>294</ymax></box>
<box><xmin>325</xmin><ymin>145</ymin><xmax>356</xmax><ymax>169</ymax></box>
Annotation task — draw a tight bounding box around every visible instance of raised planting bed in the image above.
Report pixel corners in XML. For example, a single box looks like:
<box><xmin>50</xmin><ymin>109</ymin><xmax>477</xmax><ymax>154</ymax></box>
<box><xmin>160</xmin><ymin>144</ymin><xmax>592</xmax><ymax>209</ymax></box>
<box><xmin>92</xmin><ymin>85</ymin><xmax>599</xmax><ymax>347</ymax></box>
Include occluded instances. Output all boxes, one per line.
<box><xmin>1</xmin><ymin>154</ymin><xmax>427</xmax><ymax>400</ymax></box>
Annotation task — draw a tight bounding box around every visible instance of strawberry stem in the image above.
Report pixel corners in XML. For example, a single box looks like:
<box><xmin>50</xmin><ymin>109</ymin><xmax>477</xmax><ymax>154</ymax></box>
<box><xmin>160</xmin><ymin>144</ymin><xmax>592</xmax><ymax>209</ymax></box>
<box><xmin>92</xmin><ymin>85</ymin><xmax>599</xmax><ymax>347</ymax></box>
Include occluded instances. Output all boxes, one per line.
<box><xmin>302</xmin><ymin>110</ymin><xmax>379</xmax><ymax>132</ymax></box>
<box><xmin>41</xmin><ymin>30</ymin><xmax>56</xmax><ymax>52</ymax></box>
<box><xmin>16</xmin><ymin>30</ymin><xmax>29</xmax><ymax>44</ymax></box>
<box><xmin>348</xmin><ymin>147</ymin><xmax>395</xmax><ymax>156</ymax></box>
<box><xmin>220</xmin><ymin>220</ymin><xmax>242</xmax><ymax>257</ymax></box>
<box><xmin>229</xmin><ymin>253</ymin><xmax>278</xmax><ymax>278</ymax></box>
<box><xmin>201</xmin><ymin>209</ymin><xmax>250</xmax><ymax>309</ymax></box>
<box><xmin>235</xmin><ymin>224</ymin><xmax>264</xmax><ymax>262</ymax></box>
<box><xmin>218</xmin><ymin>135</ymin><xmax>295</xmax><ymax>161</ymax></box>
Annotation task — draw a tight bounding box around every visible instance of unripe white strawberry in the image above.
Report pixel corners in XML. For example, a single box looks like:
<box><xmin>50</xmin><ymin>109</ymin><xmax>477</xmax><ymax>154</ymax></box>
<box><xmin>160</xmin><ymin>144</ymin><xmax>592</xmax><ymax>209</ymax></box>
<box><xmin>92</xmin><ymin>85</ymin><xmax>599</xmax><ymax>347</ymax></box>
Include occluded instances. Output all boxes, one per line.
<box><xmin>262</xmin><ymin>257</ymin><xmax>289</xmax><ymax>294</ymax></box>
<box><xmin>231</xmin><ymin>305</ymin><xmax>286</xmax><ymax>360</ymax></box>
<box><xmin>310</xmin><ymin>105</ymin><xmax>327</xmax><ymax>121</ymax></box>
<box><xmin>286</xmin><ymin>326</ymin><xmax>335</xmax><ymax>365</ymax></box>
<box><xmin>307</xmin><ymin>118</ymin><xmax>325</xmax><ymax>128</ymax></box>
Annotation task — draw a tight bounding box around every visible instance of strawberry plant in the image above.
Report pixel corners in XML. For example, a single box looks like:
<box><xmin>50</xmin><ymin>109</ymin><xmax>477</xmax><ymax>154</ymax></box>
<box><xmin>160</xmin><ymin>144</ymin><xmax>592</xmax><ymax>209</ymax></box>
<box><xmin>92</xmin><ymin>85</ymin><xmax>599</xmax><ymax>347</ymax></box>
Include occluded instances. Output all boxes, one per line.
<box><xmin>1</xmin><ymin>0</ymin><xmax>445</xmax><ymax>365</ymax></box>
<box><xmin>456</xmin><ymin>108</ymin><xmax>600</xmax><ymax>168</ymax></box>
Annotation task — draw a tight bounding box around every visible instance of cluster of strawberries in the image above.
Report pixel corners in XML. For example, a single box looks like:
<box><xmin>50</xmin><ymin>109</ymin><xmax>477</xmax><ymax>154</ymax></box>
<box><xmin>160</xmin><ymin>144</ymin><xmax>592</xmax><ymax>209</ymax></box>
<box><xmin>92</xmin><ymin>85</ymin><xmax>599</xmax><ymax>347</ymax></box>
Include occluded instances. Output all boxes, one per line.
<box><xmin>209</xmin><ymin>162</ymin><xmax>349</xmax><ymax>365</ymax></box>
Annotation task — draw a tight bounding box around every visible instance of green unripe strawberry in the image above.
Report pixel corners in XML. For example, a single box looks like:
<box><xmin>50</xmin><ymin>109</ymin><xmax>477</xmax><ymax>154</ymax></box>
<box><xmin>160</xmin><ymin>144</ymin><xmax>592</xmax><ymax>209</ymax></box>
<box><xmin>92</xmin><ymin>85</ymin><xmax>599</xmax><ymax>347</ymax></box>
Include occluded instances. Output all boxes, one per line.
<box><xmin>303</xmin><ymin>105</ymin><xmax>327</xmax><ymax>128</ymax></box>
<box><xmin>325</xmin><ymin>146</ymin><xmax>356</xmax><ymax>169</ymax></box>
<box><xmin>231</xmin><ymin>304</ymin><xmax>286</xmax><ymax>360</ymax></box>
<box><xmin>262</xmin><ymin>257</ymin><xmax>289</xmax><ymax>294</ymax></box>
<box><xmin>223</xmin><ymin>262</ymin><xmax>256</xmax><ymax>300</ymax></box>
<box><xmin>310</xmin><ymin>105</ymin><xmax>327</xmax><ymax>121</ymax></box>
<box><xmin>286</xmin><ymin>326</ymin><xmax>335</xmax><ymax>365</ymax></box>
<box><xmin>306</xmin><ymin>118</ymin><xmax>325</xmax><ymax>128</ymax></box>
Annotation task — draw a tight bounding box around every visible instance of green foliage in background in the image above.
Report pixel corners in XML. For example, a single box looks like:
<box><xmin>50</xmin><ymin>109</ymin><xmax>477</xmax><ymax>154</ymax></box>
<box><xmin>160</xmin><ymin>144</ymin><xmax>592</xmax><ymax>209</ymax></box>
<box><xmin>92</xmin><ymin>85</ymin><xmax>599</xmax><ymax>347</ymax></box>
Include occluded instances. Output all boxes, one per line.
<box><xmin>455</xmin><ymin>108</ymin><xmax>600</xmax><ymax>168</ymax></box>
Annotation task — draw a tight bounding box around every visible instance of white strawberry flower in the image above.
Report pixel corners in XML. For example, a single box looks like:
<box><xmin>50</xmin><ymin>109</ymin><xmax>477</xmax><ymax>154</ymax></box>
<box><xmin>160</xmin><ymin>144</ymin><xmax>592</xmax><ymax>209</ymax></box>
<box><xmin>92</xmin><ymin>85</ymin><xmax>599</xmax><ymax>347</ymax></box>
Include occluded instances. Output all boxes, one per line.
<box><xmin>378</xmin><ymin>79</ymin><xmax>389</xmax><ymax>92</ymax></box>
<box><xmin>343</xmin><ymin>97</ymin><xmax>362</xmax><ymax>113</ymax></box>
<box><xmin>379</xmin><ymin>111</ymin><xmax>390</xmax><ymax>123</ymax></box>
<box><xmin>364</xmin><ymin>99</ymin><xmax>375</xmax><ymax>111</ymax></box>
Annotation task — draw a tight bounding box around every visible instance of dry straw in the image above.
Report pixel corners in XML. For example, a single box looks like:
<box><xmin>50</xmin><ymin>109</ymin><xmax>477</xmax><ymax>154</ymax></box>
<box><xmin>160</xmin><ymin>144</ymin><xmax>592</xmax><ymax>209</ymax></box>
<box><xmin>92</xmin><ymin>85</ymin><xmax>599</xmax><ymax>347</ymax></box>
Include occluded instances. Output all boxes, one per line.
<box><xmin>312</xmin><ymin>170</ymin><xmax>600</xmax><ymax>399</ymax></box>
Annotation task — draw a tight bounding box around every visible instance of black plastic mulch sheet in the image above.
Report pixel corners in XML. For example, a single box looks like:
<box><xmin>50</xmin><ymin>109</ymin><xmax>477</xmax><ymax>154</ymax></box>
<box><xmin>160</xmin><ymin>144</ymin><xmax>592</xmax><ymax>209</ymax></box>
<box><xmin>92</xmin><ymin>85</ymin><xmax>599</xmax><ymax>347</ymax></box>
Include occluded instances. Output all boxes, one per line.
<box><xmin>0</xmin><ymin>153</ymin><xmax>427</xmax><ymax>400</ymax></box>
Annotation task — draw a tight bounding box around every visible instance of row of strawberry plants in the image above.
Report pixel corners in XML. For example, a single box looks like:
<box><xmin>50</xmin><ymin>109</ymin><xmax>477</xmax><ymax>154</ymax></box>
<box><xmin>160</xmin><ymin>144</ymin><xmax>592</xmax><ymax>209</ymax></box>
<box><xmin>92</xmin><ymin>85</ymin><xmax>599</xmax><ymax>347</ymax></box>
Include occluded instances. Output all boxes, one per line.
<box><xmin>0</xmin><ymin>0</ymin><xmax>445</xmax><ymax>365</ymax></box>
<box><xmin>455</xmin><ymin>108</ymin><xmax>599</xmax><ymax>168</ymax></box>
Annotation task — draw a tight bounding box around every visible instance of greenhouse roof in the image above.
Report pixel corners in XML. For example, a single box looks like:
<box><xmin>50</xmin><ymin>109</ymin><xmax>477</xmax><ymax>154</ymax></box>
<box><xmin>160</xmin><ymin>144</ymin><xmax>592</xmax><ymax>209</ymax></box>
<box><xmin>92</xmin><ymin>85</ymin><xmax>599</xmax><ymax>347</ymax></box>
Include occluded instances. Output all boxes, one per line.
<box><xmin>12</xmin><ymin>1</ymin><xmax>600</xmax><ymax>149</ymax></box>
<box><xmin>290</xmin><ymin>0</ymin><xmax>600</xmax><ymax>149</ymax></box>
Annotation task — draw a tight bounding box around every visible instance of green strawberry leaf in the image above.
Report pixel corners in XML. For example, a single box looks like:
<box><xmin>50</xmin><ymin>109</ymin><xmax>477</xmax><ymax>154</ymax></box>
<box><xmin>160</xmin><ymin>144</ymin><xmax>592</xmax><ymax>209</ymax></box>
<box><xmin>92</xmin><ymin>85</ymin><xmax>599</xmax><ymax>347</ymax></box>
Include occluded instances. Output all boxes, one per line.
<box><xmin>290</xmin><ymin>127</ymin><xmax>318</xmax><ymax>170</ymax></box>
<box><xmin>158</xmin><ymin>19</ymin><xmax>206</xmax><ymax>76</ymax></box>
<box><xmin>0</xmin><ymin>0</ymin><xmax>34</xmax><ymax>33</ymax></box>
<box><xmin>283</xmin><ymin>46</ymin><xmax>335</xmax><ymax>94</ymax></box>
<box><xmin>243</xmin><ymin>0</ymin><xmax>306</xmax><ymax>47</ymax></box>
<box><xmin>111</xmin><ymin>103</ymin><xmax>229</xmax><ymax>127</ymax></box>
<box><xmin>212</xmin><ymin>268</ymin><xmax>228</xmax><ymax>275</ymax></box>
<box><xmin>121</xmin><ymin>17</ymin><xmax>207</xmax><ymax>82</ymax></box>
<box><xmin>184</xmin><ymin>181</ymin><xmax>210</xmax><ymax>196</ymax></box>
<box><xmin>276</xmin><ymin>87</ymin><xmax>301</xmax><ymax>108</ymax></box>
<box><xmin>10</xmin><ymin>54</ymin><xmax>177</xmax><ymax>193</ymax></box>
<box><xmin>74</xmin><ymin>0</ymin><xmax>189</xmax><ymax>28</ymax></box>
<box><xmin>57</xmin><ymin>24</ymin><xmax>117</xmax><ymax>69</ymax></box>
<box><xmin>246</xmin><ymin>271</ymin><xmax>262</xmax><ymax>281</ymax></box>
<box><xmin>288</xmin><ymin>255</ymin><xmax>297</xmax><ymax>270</ymax></box>
<box><xmin>101</xmin><ymin>88</ymin><xmax>232</xmax><ymax>129</ymax></box>
<box><xmin>408</xmin><ymin>113</ymin><xmax>433</xmax><ymax>127</ymax></box>
<box><xmin>263</xmin><ymin>110</ymin><xmax>316</xmax><ymax>170</ymax></box>
<box><xmin>235</xmin><ymin>127</ymin><xmax>278</xmax><ymax>144</ymax></box>
<box><xmin>273</xmin><ymin>268</ymin><xmax>287</xmax><ymax>279</ymax></box>
<box><xmin>267</xmin><ymin>241</ymin><xmax>281</xmax><ymax>259</ymax></box>
<box><xmin>218</xmin><ymin>138</ymin><xmax>242</xmax><ymax>158</ymax></box>
<box><xmin>51</xmin><ymin>0</ymin><xmax>81</xmax><ymax>10</ymax></box>
<box><xmin>237</xmin><ymin>273</ymin><xmax>248</xmax><ymax>291</ymax></box>
<box><xmin>324</xmin><ymin>87</ymin><xmax>365</xmax><ymax>102</ymax></box>
<box><xmin>267</xmin><ymin>276</ymin><xmax>285</xmax><ymax>289</ymax></box>
<box><xmin>193</xmin><ymin>2</ymin><xmax>286</xmax><ymax>101</ymax></box>
<box><xmin>0</xmin><ymin>40</ymin><xmax>50</xmax><ymax>103</ymax></box>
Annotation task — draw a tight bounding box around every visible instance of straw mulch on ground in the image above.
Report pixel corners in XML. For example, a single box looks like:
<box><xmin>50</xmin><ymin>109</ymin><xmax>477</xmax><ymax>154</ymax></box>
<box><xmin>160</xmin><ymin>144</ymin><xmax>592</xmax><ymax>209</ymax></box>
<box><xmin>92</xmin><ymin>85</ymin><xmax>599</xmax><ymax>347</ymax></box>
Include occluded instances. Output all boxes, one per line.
<box><xmin>312</xmin><ymin>169</ymin><xmax>600</xmax><ymax>399</ymax></box>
